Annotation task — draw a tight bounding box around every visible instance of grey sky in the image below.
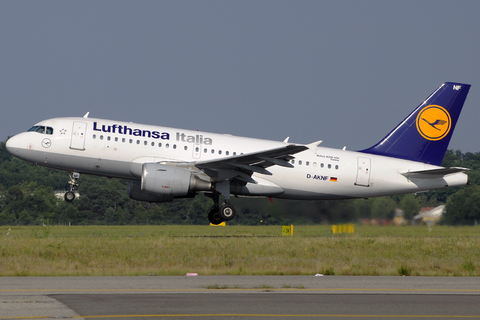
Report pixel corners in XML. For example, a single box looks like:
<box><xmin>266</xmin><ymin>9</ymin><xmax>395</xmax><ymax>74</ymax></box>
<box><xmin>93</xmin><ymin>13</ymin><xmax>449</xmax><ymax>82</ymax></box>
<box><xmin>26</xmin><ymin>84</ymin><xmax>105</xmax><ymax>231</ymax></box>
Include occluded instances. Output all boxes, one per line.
<box><xmin>2</xmin><ymin>1</ymin><xmax>480</xmax><ymax>152</ymax></box>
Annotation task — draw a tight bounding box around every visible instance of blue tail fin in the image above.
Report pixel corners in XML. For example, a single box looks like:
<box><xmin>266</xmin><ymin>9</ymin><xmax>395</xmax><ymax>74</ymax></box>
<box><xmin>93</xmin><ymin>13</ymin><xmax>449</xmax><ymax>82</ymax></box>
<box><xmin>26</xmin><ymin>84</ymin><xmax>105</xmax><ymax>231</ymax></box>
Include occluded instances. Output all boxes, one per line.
<box><xmin>360</xmin><ymin>82</ymin><xmax>470</xmax><ymax>165</ymax></box>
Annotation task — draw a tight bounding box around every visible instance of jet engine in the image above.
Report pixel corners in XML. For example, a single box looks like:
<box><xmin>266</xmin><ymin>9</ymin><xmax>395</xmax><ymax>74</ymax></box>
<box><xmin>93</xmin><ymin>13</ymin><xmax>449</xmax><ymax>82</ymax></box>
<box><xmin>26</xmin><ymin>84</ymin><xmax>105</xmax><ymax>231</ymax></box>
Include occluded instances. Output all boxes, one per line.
<box><xmin>128</xmin><ymin>163</ymin><xmax>211</xmax><ymax>203</ymax></box>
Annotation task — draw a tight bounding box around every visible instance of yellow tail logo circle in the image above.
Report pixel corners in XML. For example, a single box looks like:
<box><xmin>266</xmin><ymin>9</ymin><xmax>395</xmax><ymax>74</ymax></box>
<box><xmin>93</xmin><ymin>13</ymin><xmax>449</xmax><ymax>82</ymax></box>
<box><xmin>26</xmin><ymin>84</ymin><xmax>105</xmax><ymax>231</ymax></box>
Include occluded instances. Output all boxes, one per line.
<box><xmin>416</xmin><ymin>105</ymin><xmax>451</xmax><ymax>141</ymax></box>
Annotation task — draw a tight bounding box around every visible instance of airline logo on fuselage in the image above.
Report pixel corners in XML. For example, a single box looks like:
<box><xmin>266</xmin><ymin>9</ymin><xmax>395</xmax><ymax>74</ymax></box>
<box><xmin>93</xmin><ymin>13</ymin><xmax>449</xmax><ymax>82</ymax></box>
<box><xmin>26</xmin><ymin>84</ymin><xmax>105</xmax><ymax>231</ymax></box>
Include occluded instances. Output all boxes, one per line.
<box><xmin>93</xmin><ymin>122</ymin><xmax>214</xmax><ymax>145</ymax></box>
<box><xmin>176</xmin><ymin>132</ymin><xmax>212</xmax><ymax>145</ymax></box>
<box><xmin>416</xmin><ymin>105</ymin><xmax>451</xmax><ymax>141</ymax></box>
<box><xmin>93</xmin><ymin>122</ymin><xmax>170</xmax><ymax>140</ymax></box>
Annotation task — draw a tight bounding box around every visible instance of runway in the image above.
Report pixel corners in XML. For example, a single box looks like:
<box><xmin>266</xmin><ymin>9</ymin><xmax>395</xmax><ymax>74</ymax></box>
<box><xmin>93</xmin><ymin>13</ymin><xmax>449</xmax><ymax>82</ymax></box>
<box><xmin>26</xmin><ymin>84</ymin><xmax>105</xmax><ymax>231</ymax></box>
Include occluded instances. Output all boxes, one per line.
<box><xmin>1</xmin><ymin>276</ymin><xmax>480</xmax><ymax>319</ymax></box>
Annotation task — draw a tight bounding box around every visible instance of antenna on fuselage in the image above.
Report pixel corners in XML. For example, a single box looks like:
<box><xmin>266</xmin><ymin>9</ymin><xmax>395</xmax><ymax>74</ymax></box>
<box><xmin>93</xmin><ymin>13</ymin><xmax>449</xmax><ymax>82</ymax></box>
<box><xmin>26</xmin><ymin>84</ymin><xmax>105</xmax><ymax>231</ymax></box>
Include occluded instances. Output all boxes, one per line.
<box><xmin>83</xmin><ymin>112</ymin><xmax>90</xmax><ymax>118</ymax></box>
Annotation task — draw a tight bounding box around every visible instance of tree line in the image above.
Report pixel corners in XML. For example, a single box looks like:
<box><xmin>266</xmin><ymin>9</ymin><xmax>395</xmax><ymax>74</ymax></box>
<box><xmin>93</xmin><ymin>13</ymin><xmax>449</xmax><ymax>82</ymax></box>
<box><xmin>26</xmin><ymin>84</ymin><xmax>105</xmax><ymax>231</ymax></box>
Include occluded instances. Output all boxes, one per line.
<box><xmin>1</xmin><ymin>140</ymin><xmax>479</xmax><ymax>225</ymax></box>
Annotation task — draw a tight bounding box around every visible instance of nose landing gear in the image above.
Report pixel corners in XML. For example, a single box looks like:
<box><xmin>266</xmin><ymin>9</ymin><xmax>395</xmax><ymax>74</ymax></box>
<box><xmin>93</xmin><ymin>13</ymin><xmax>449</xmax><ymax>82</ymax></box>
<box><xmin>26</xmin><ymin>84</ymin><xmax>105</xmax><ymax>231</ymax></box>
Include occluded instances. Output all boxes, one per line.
<box><xmin>64</xmin><ymin>172</ymin><xmax>80</xmax><ymax>202</ymax></box>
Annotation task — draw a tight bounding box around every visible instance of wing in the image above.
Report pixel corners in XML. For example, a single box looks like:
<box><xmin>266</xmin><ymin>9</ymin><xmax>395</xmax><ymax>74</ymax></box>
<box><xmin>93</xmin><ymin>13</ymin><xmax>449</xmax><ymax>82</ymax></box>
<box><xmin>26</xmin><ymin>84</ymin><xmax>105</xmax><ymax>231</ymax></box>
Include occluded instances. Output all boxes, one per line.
<box><xmin>194</xmin><ymin>144</ymin><xmax>308</xmax><ymax>183</ymax></box>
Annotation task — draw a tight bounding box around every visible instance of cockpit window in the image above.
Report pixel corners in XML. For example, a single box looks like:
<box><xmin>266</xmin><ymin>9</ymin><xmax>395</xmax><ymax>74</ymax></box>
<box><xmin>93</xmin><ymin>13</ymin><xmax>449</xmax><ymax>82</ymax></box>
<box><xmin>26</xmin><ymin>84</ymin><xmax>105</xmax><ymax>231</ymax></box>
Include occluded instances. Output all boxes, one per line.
<box><xmin>28</xmin><ymin>126</ymin><xmax>54</xmax><ymax>135</ymax></box>
<box><xmin>28</xmin><ymin>126</ymin><xmax>42</xmax><ymax>133</ymax></box>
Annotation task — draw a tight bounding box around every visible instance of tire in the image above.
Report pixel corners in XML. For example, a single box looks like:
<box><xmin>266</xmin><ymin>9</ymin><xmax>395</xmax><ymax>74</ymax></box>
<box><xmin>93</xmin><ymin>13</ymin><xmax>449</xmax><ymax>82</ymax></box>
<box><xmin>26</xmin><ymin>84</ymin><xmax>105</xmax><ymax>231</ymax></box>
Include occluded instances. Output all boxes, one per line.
<box><xmin>64</xmin><ymin>191</ymin><xmax>75</xmax><ymax>202</ymax></box>
<box><xmin>219</xmin><ymin>203</ymin><xmax>236</xmax><ymax>221</ymax></box>
<box><xmin>208</xmin><ymin>207</ymin><xmax>224</xmax><ymax>225</ymax></box>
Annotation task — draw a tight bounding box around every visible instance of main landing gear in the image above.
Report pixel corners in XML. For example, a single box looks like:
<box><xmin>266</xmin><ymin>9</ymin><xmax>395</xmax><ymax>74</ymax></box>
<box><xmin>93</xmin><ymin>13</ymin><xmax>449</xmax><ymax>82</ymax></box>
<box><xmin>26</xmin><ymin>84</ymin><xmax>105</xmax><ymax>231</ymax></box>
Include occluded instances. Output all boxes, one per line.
<box><xmin>64</xmin><ymin>172</ymin><xmax>80</xmax><ymax>202</ymax></box>
<box><xmin>205</xmin><ymin>192</ymin><xmax>236</xmax><ymax>225</ymax></box>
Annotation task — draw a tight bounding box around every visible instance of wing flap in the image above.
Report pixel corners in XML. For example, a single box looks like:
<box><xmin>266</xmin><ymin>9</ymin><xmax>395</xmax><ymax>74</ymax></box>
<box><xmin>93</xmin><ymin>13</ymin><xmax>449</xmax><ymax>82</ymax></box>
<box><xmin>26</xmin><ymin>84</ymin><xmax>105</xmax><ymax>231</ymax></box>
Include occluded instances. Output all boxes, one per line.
<box><xmin>196</xmin><ymin>144</ymin><xmax>307</xmax><ymax>170</ymax></box>
<box><xmin>195</xmin><ymin>144</ymin><xmax>308</xmax><ymax>182</ymax></box>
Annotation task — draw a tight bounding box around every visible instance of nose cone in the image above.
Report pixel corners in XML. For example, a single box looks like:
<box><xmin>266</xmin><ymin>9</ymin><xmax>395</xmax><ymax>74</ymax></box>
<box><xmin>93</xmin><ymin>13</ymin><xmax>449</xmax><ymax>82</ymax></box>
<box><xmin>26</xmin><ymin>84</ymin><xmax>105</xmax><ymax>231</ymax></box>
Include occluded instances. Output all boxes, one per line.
<box><xmin>6</xmin><ymin>134</ymin><xmax>21</xmax><ymax>155</ymax></box>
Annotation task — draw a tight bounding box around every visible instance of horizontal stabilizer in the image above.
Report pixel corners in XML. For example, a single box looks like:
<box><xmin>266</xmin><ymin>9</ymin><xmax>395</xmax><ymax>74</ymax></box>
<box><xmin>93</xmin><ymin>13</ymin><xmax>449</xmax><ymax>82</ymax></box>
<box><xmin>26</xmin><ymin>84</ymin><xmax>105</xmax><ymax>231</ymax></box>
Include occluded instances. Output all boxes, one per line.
<box><xmin>401</xmin><ymin>167</ymin><xmax>469</xmax><ymax>179</ymax></box>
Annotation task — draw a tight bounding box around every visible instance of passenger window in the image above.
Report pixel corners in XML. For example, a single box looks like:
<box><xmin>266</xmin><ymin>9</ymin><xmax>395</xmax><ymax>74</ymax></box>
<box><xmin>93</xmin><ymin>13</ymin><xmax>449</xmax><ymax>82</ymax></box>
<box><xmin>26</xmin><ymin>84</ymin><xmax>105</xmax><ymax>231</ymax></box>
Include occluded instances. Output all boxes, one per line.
<box><xmin>144</xmin><ymin>141</ymin><xmax>147</xmax><ymax>145</ymax></box>
<box><xmin>335</xmin><ymin>165</ymin><xmax>339</xmax><ymax>170</ymax></box>
<box><xmin>321</xmin><ymin>163</ymin><xmax>324</xmax><ymax>168</ymax></box>
<box><xmin>184</xmin><ymin>146</ymin><xmax>188</xmax><ymax>151</ymax></box>
<box><xmin>219</xmin><ymin>150</ymin><xmax>222</xmax><ymax>155</ymax></box>
<box><xmin>158</xmin><ymin>143</ymin><xmax>162</xmax><ymax>147</ymax></box>
<box><xmin>204</xmin><ymin>148</ymin><xmax>207</xmax><ymax>153</ymax></box>
<box><xmin>129</xmin><ymin>139</ymin><xmax>133</xmax><ymax>144</ymax></box>
<box><xmin>226</xmin><ymin>151</ymin><xmax>229</xmax><ymax>156</ymax></box>
<box><xmin>93</xmin><ymin>134</ymin><xmax>96</xmax><ymax>139</ymax></box>
<box><xmin>291</xmin><ymin>160</ymin><xmax>295</xmax><ymax>164</ymax></box>
<box><xmin>122</xmin><ymin>138</ymin><xmax>125</xmax><ymax>143</ymax></box>
<box><xmin>166</xmin><ymin>144</ymin><xmax>169</xmax><ymax>148</ymax></box>
<box><xmin>306</xmin><ymin>161</ymin><xmax>310</xmax><ymax>166</ymax></box>
<box><xmin>299</xmin><ymin>160</ymin><xmax>302</xmax><ymax>165</ymax></box>
<box><xmin>211</xmin><ymin>149</ymin><xmax>214</xmax><ymax>154</ymax></box>
<box><xmin>173</xmin><ymin>145</ymin><xmax>177</xmax><ymax>149</ymax></box>
<box><xmin>313</xmin><ymin>162</ymin><xmax>317</xmax><ymax>167</ymax></box>
<box><xmin>328</xmin><ymin>164</ymin><xmax>331</xmax><ymax>169</ymax></box>
<box><xmin>100</xmin><ymin>135</ymin><xmax>104</xmax><ymax>140</ymax></box>
<box><xmin>233</xmin><ymin>152</ymin><xmax>237</xmax><ymax>156</ymax></box>
<box><xmin>107</xmin><ymin>136</ymin><xmax>111</xmax><ymax>141</ymax></box>
<box><xmin>151</xmin><ymin>142</ymin><xmax>154</xmax><ymax>146</ymax></box>
<box><xmin>136</xmin><ymin>140</ymin><xmax>140</xmax><ymax>145</ymax></box>
<box><xmin>115</xmin><ymin>137</ymin><xmax>118</xmax><ymax>142</ymax></box>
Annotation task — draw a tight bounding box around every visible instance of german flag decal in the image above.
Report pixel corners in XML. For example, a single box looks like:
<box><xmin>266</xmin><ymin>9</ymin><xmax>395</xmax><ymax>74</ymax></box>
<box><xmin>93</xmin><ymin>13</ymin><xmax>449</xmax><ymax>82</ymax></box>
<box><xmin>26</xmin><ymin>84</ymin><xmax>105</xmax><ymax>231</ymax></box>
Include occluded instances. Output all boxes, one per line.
<box><xmin>330</xmin><ymin>177</ymin><xmax>338</xmax><ymax>182</ymax></box>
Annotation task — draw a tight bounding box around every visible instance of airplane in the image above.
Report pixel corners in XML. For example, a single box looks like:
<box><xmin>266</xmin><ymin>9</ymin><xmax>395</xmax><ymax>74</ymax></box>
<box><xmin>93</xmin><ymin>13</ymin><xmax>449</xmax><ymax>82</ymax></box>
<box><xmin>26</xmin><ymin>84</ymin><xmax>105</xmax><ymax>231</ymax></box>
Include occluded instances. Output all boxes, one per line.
<box><xmin>6</xmin><ymin>82</ymin><xmax>471</xmax><ymax>224</ymax></box>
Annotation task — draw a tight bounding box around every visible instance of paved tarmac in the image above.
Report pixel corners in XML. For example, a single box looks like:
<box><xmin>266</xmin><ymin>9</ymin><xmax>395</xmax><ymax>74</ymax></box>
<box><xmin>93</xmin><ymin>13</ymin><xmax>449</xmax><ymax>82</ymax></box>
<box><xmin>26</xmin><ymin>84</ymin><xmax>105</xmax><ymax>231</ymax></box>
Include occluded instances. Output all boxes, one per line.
<box><xmin>1</xmin><ymin>276</ymin><xmax>480</xmax><ymax>319</ymax></box>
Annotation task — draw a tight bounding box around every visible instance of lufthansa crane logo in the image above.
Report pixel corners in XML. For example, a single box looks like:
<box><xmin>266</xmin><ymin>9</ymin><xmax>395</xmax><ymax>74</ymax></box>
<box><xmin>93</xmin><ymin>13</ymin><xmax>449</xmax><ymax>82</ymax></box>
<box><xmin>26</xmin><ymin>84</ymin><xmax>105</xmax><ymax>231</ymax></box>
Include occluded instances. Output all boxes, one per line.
<box><xmin>41</xmin><ymin>138</ymin><xmax>52</xmax><ymax>148</ymax></box>
<box><xmin>416</xmin><ymin>105</ymin><xmax>451</xmax><ymax>141</ymax></box>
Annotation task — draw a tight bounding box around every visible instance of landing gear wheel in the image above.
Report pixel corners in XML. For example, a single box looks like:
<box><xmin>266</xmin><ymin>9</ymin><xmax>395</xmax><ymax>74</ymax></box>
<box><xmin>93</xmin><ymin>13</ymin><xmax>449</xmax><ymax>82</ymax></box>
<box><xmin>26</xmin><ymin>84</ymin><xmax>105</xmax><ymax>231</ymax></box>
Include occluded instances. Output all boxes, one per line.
<box><xmin>65</xmin><ymin>172</ymin><xmax>80</xmax><ymax>203</ymax></box>
<box><xmin>208</xmin><ymin>206</ymin><xmax>224</xmax><ymax>225</ymax></box>
<box><xmin>219</xmin><ymin>202</ymin><xmax>236</xmax><ymax>221</ymax></box>
<box><xmin>64</xmin><ymin>191</ymin><xmax>76</xmax><ymax>202</ymax></box>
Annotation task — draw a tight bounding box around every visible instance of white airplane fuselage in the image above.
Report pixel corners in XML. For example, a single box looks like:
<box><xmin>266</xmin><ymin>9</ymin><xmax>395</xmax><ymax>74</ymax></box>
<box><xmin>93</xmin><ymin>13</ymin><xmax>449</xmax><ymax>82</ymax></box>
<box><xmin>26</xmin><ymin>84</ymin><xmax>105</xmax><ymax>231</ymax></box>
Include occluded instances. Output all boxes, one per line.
<box><xmin>6</xmin><ymin>116</ymin><xmax>468</xmax><ymax>201</ymax></box>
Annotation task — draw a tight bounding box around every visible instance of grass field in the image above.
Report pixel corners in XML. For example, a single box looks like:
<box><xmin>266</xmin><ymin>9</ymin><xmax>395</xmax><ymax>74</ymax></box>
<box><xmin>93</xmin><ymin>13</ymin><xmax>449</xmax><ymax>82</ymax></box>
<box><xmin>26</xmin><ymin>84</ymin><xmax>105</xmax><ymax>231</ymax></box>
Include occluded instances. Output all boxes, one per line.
<box><xmin>1</xmin><ymin>225</ymin><xmax>480</xmax><ymax>277</ymax></box>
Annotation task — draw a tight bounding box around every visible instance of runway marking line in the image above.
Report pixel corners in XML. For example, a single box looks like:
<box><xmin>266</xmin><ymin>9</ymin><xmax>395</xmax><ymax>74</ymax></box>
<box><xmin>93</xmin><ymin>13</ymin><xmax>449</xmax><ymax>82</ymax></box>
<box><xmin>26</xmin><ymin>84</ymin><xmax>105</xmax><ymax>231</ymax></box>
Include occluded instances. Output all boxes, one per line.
<box><xmin>2</xmin><ymin>288</ymin><xmax>480</xmax><ymax>293</ymax></box>
<box><xmin>2</xmin><ymin>314</ymin><xmax>480</xmax><ymax>318</ymax></box>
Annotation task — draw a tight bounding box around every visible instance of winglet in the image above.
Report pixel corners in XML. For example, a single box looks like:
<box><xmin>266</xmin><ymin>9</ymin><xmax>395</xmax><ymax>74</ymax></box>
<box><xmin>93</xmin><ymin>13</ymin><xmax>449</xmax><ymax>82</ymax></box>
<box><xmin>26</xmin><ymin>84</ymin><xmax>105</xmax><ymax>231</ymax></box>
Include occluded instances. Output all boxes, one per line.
<box><xmin>360</xmin><ymin>82</ymin><xmax>470</xmax><ymax>165</ymax></box>
<box><xmin>306</xmin><ymin>140</ymin><xmax>323</xmax><ymax>154</ymax></box>
<box><xmin>83</xmin><ymin>112</ymin><xmax>90</xmax><ymax>118</ymax></box>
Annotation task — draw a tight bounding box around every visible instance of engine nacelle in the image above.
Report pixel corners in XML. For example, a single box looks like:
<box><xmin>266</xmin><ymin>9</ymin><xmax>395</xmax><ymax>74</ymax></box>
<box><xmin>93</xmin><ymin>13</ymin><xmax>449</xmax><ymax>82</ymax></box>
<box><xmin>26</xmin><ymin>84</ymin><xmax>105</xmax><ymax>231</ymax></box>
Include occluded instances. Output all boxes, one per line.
<box><xmin>141</xmin><ymin>163</ymin><xmax>211</xmax><ymax>197</ymax></box>
<box><xmin>128</xmin><ymin>180</ymin><xmax>174</xmax><ymax>203</ymax></box>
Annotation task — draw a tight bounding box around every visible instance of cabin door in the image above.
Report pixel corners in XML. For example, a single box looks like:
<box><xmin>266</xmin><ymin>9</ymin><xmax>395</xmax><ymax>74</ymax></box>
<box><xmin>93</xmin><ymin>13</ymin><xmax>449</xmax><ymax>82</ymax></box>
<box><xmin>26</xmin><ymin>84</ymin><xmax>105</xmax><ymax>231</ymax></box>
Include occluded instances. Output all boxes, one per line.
<box><xmin>355</xmin><ymin>157</ymin><xmax>371</xmax><ymax>187</ymax></box>
<box><xmin>70</xmin><ymin>122</ymin><xmax>87</xmax><ymax>150</ymax></box>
